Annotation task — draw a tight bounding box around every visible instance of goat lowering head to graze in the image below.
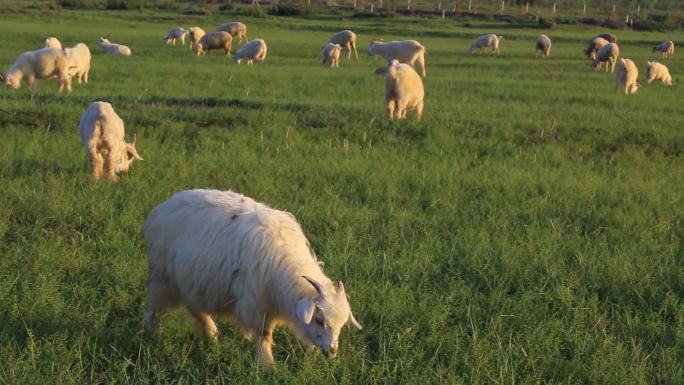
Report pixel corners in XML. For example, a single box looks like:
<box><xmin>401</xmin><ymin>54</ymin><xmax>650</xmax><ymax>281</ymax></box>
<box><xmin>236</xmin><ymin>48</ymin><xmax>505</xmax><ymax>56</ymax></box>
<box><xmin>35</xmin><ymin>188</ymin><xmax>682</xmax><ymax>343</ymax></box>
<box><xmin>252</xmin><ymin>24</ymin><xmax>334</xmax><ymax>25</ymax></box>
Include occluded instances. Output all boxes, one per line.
<box><xmin>368</xmin><ymin>39</ymin><xmax>426</xmax><ymax>77</ymax></box>
<box><xmin>142</xmin><ymin>189</ymin><xmax>362</xmax><ymax>366</ymax></box>
<box><xmin>78</xmin><ymin>101</ymin><xmax>143</xmax><ymax>180</ymax></box>
<box><xmin>3</xmin><ymin>47</ymin><xmax>73</xmax><ymax>92</ymax></box>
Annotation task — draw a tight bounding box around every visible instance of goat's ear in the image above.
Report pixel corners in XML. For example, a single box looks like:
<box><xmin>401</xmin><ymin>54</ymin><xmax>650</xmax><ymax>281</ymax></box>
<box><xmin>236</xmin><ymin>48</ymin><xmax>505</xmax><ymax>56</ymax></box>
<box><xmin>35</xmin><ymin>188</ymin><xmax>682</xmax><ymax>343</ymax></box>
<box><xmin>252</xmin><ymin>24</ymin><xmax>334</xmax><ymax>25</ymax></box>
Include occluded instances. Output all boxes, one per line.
<box><xmin>127</xmin><ymin>144</ymin><xmax>143</xmax><ymax>161</ymax></box>
<box><xmin>0</xmin><ymin>73</ymin><xmax>4</xmax><ymax>82</ymax></box>
<box><xmin>348</xmin><ymin>311</ymin><xmax>363</xmax><ymax>330</ymax></box>
<box><xmin>296</xmin><ymin>297</ymin><xmax>316</xmax><ymax>324</ymax></box>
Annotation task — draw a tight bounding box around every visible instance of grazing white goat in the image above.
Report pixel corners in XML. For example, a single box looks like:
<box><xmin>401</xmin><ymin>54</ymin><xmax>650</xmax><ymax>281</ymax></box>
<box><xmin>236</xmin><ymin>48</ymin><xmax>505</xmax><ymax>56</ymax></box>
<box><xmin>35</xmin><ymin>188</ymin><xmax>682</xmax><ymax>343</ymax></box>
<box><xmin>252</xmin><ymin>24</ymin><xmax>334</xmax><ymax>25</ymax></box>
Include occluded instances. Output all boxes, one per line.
<box><xmin>469</xmin><ymin>34</ymin><xmax>504</xmax><ymax>55</ymax></box>
<box><xmin>78</xmin><ymin>101</ymin><xmax>143</xmax><ymax>181</ymax></box>
<box><xmin>322</xmin><ymin>43</ymin><xmax>342</xmax><ymax>68</ymax></box>
<box><xmin>143</xmin><ymin>189</ymin><xmax>363</xmax><ymax>366</ymax></box>
<box><xmin>233</xmin><ymin>39</ymin><xmax>267</xmax><ymax>64</ymax></box>
<box><xmin>44</xmin><ymin>36</ymin><xmax>62</xmax><ymax>49</ymax></box>
<box><xmin>536</xmin><ymin>34</ymin><xmax>552</xmax><ymax>58</ymax></box>
<box><xmin>376</xmin><ymin>60</ymin><xmax>424</xmax><ymax>120</ymax></box>
<box><xmin>164</xmin><ymin>27</ymin><xmax>187</xmax><ymax>46</ymax></box>
<box><xmin>2</xmin><ymin>47</ymin><xmax>72</xmax><ymax>92</ymax></box>
<box><xmin>646</xmin><ymin>61</ymin><xmax>672</xmax><ymax>86</ymax></box>
<box><xmin>97</xmin><ymin>37</ymin><xmax>132</xmax><ymax>56</ymax></box>
<box><xmin>187</xmin><ymin>26</ymin><xmax>206</xmax><ymax>50</ymax></box>
<box><xmin>592</xmin><ymin>43</ymin><xmax>620</xmax><ymax>72</ymax></box>
<box><xmin>215</xmin><ymin>22</ymin><xmax>247</xmax><ymax>44</ymax></box>
<box><xmin>64</xmin><ymin>43</ymin><xmax>91</xmax><ymax>84</ymax></box>
<box><xmin>368</xmin><ymin>39</ymin><xmax>426</xmax><ymax>77</ymax></box>
<box><xmin>584</xmin><ymin>36</ymin><xmax>609</xmax><ymax>60</ymax></box>
<box><xmin>329</xmin><ymin>30</ymin><xmax>358</xmax><ymax>60</ymax></box>
<box><xmin>593</xmin><ymin>33</ymin><xmax>618</xmax><ymax>44</ymax></box>
<box><xmin>615</xmin><ymin>58</ymin><xmax>639</xmax><ymax>95</ymax></box>
<box><xmin>652</xmin><ymin>41</ymin><xmax>675</xmax><ymax>59</ymax></box>
<box><xmin>194</xmin><ymin>31</ymin><xmax>232</xmax><ymax>56</ymax></box>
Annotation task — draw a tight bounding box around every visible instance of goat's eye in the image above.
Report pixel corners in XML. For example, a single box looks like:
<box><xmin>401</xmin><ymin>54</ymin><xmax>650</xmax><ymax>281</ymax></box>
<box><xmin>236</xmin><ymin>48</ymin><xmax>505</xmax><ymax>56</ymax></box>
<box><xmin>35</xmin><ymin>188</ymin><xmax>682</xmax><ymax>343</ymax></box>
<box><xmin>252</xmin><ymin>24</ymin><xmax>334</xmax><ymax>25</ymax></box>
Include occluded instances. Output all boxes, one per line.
<box><xmin>315</xmin><ymin>317</ymin><xmax>324</xmax><ymax>327</ymax></box>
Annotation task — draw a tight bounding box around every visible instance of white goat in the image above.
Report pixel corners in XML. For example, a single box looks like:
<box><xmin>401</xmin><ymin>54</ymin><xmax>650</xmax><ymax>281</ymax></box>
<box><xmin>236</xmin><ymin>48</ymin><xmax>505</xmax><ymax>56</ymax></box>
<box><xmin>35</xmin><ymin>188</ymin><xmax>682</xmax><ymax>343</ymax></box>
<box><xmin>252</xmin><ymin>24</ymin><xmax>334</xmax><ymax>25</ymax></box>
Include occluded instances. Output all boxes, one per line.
<box><xmin>97</xmin><ymin>37</ymin><xmax>132</xmax><ymax>56</ymax></box>
<box><xmin>2</xmin><ymin>47</ymin><xmax>72</xmax><ymax>92</ymax></box>
<box><xmin>536</xmin><ymin>34</ymin><xmax>551</xmax><ymax>58</ymax></box>
<box><xmin>143</xmin><ymin>189</ymin><xmax>363</xmax><ymax>366</ymax></box>
<box><xmin>233</xmin><ymin>39</ymin><xmax>267</xmax><ymax>64</ymax></box>
<box><xmin>615</xmin><ymin>58</ymin><xmax>640</xmax><ymax>95</ymax></box>
<box><xmin>322</xmin><ymin>43</ymin><xmax>341</xmax><ymax>68</ymax></box>
<box><xmin>469</xmin><ymin>34</ymin><xmax>503</xmax><ymax>55</ymax></box>
<box><xmin>44</xmin><ymin>36</ymin><xmax>62</xmax><ymax>49</ymax></box>
<box><xmin>164</xmin><ymin>27</ymin><xmax>187</xmax><ymax>46</ymax></box>
<box><xmin>584</xmin><ymin>36</ymin><xmax>609</xmax><ymax>60</ymax></box>
<box><xmin>652</xmin><ymin>41</ymin><xmax>675</xmax><ymax>59</ymax></box>
<box><xmin>187</xmin><ymin>27</ymin><xmax>206</xmax><ymax>50</ymax></box>
<box><xmin>592</xmin><ymin>42</ymin><xmax>619</xmax><ymax>72</ymax></box>
<box><xmin>216</xmin><ymin>22</ymin><xmax>247</xmax><ymax>44</ymax></box>
<box><xmin>78</xmin><ymin>101</ymin><xmax>143</xmax><ymax>180</ymax></box>
<box><xmin>646</xmin><ymin>61</ymin><xmax>672</xmax><ymax>86</ymax></box>
<box><xmin>376</xmin><ymin>60</ymin><xmax>424</xmax><ymax>120</ymax></box>
<box><xmin>64</xmin><ymin>43</ymin><xmax>91</xmax><ymax>84</ymax></box>
<box><xmin>194</xmin><ymin>31</ymin><xmax>232</xmax><ymax>56</ymax></box>
<box><xmin>329</xmin><ymin>30</ymin><xmax>358</xmax><ymax>60</ymax></box>
<box><xmin>368</xmin><ymin>39</ymin><xmax>426</xmax><ymax>77</ymax></box>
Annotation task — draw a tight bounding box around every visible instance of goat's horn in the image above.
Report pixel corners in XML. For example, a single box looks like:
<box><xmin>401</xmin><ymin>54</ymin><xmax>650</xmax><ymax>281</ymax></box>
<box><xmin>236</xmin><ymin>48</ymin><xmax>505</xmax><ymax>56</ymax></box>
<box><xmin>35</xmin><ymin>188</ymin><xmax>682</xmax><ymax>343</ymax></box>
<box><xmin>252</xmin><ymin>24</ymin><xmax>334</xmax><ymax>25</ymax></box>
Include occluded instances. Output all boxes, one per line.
<box><xmin>302</xmin><ymin>275</ymin><xmax>324</xmax><ymax>297</ymax></box>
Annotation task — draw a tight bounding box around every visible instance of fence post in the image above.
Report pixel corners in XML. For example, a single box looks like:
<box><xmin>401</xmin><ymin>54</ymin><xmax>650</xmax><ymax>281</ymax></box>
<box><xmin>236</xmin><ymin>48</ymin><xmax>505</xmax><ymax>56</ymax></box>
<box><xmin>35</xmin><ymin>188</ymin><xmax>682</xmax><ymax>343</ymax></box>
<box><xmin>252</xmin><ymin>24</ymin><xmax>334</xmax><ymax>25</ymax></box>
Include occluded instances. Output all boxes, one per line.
<box><xmin>582</xmin><ymin>3</ymin><xmax>586</xmax><ymax>16</ymax></box>
<box><xmin>525</xmin><ymin>2</ymin><xmax>528</xmax><ymax>13</ymax></box>
<box><xmin>636</xmin><ymin>4</ymin><xmax>640</xmax><ymax>16</ymax></box>
<box><xmin>442</xmin><ymin>9</ymin><xmax>445</xmax><ymax>18</ymax></box>
<box><xmin>467</xmin><ymin>0</ymin><xmax>471</xmax><ymax>11</ymax></box>
<box><xmin>407</xmin><ymin>0</ymin><xmax>410</xmax><ymax>10</ymax></box>
<box><xmin>370</xmin><ymin>3</ymin><xmax>374</xmax><ymax>11</ymax></box>
<box><xmin>552</xmin><ymin>2</ymin><xmax>556</xmax><ymax>15</ymax></box>
<box><xmin>500</xmin><ymin>0</ymin><xmax>504</xmax><ymax>12</ymax></box>
<box><xmin>438</xmin><ymin>1</ymin><xmax>441</xmax><ymax>10</ymax></box>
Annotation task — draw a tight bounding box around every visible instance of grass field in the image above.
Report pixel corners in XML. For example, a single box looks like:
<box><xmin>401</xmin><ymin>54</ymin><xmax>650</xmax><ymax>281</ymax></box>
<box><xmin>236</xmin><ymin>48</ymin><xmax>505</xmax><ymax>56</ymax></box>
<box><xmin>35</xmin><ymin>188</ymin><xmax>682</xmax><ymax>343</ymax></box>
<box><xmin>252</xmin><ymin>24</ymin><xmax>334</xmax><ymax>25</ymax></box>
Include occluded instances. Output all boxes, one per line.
<box><xmin>0</xmin><ymin>5</ymin><xmax>683</xmax><ymax>384</ymax></box>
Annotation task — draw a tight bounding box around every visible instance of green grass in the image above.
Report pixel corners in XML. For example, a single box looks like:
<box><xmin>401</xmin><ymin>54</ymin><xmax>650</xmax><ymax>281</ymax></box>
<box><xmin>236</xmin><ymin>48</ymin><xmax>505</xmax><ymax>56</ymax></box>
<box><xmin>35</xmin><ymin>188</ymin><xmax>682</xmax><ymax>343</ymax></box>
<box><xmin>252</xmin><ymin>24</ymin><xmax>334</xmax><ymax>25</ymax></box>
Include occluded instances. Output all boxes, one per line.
<box><xmin>0</xmin><ymin>6</ymin><xmax>683</xmax><ymax>385</ymax></box>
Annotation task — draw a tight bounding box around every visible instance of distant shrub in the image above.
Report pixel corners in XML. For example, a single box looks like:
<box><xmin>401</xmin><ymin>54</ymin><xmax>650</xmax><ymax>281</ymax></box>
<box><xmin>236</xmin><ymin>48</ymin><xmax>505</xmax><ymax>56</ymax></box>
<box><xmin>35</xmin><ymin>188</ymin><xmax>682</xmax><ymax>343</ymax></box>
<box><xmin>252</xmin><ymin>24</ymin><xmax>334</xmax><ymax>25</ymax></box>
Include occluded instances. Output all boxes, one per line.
<box><xmin>538</xmin><ymin>17</ymin><xmax>554</xmax><ymax>28</ymax></box>
<box><xmin>106</xmin><ymin>0</ymin><xmax>146</xmax><ymax>9</ymax></box>
<box><xmin>268</xmin><ymin>4</ymin><xmax>306</xmax><ymax>16</ymax></box>
<box><xmin>57</xmin><ymin>0</ymin><xmax>97</xmax><ymax>7</ymax></box>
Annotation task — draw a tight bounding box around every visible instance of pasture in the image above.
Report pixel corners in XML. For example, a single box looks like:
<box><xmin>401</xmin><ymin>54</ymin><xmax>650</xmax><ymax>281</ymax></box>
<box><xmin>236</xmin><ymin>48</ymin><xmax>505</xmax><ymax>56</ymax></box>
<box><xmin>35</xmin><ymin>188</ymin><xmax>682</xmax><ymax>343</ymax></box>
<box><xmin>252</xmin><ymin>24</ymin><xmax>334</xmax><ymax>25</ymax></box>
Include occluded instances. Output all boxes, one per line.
<box><xmin>0</xmin><ymin>5</ymin><xmax>683</xmax><ymax>384</ymax></box>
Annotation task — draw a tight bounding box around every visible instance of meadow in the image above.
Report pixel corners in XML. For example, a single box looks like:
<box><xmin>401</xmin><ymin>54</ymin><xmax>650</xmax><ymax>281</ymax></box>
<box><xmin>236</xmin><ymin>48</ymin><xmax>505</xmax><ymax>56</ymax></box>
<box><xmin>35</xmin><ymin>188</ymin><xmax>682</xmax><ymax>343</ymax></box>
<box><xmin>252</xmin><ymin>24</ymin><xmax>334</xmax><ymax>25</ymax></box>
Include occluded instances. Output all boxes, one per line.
<box><xmin>0</xmin><ymin>4</ymin><xmax>683</xmax><ymax>384</ymax></box>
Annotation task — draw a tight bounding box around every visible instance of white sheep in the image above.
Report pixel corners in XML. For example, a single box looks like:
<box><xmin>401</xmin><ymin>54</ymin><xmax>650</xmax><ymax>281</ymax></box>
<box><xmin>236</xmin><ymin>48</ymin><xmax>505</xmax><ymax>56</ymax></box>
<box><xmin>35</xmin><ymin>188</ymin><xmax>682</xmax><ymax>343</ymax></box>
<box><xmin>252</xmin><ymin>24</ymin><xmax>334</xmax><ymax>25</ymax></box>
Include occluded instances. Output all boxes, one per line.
<box><xmin>646</xmin><ymin>61</ymin><xmax>672</xmax><ymax>86</ymax></box>
<box><xmin>368</xmin><ymin>39</ymin><xmax>426</xmax><ymax>78</ymax></box>
<box><xmin>142</xmin><ymin>189</ymin><xmax>363</xmax><ymax>366</ymax></box>
<box><xmin>1</xmin><ymin>47</ymin><xmax>72</xmax><ymax>92</ymax></box>
<box><xmin>615</xmin><ymin>58</ymin><xmax>639</xmax><ymax>95</ymax></box>
<box><xmin>64</xmin><ymin>43</ymin><xmax>91</xmax><ymax>84</ymax></box>
<box><xmin>44</xmin><ymin>36</ymin><xmax>62</xmax><ymax>49</ymax></box>
<box><xmin>652</xmin><ymin>41</ymin><xmax>674</xmax><ymax>59</ymax></box>
<box><xmin>78</xmin><ymin>101</ymin><xmax>143</xmax><ymax>180</ymax></box>
<box><xmin>194</xmin><ymin>31</ymin><xmax>232</xmax><ymax>56</ymax></box>
<box><xmin>187</xmin><ymin>26</ymin><xmax>206</xmax><ymax>50</ymax></box>
<box><xmin>536</xmin><ymin>34</ymin><xmax>551</xmax><ymax>58</ymax></box>
<box><xmin>163</xmin><ymin>27</ymin><xmax>187</xmax><ymax>46</ymax></box>
<box><xmin>592</xmin><ymin>42</ymin><xmax>620</xmax><ymax>72</ymax></box>
<box><xmin>469</xmin><ymin>34</ymin><xmax>504</xmax><ymax>55</ymax></box>
<box><xmin>376</xmin><ymin>60</ymin><xmax>424</xmax><ymax>120</ymax></box>
<box><xmin>322</xmin><ymin>43</ymin><xmax>341</xmax><ymax>68</ymax></box>
<box><xmin>233</xmin><ymin>39</ymin><xmax>267</xmax><ymax>65</ymax></box>
<box><xmin>215</xmin><ymin>22</ymin><xmax>247</xmax><ymax>44</ymax></box>
<box><xmin>329</xmin><ymin>30</ymin><xmax>358</xmax><ymax>60</ymax></box>
<box><xmin>97</xmin><ymin>37</ymin><xmax>132</xmax><ymax>56</ymax></box>
<box><xmin>584</xmin><ymin>36</ymin><xmax>609</xmax><ymax>60</ymax></box>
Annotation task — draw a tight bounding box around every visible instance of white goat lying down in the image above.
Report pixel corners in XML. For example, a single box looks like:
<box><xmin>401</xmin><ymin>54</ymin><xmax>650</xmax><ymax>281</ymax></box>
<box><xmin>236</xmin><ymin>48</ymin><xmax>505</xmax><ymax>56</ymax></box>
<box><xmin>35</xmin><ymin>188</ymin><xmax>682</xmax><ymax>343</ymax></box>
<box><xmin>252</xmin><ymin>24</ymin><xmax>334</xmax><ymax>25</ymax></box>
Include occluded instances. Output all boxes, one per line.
<box><xmin>97</xmin><ymin>37</ymin><xmax>132</xmax><ymax>56</ymax></box>
<box><xmin>78</xmin><ymin>101</ymin><xmax>143</xmax><ymax>180</ymax></box>
<box><xmin>143</xmin><ymin>189</ymin><xmax>363</xmax><ymax>366</ymax></box>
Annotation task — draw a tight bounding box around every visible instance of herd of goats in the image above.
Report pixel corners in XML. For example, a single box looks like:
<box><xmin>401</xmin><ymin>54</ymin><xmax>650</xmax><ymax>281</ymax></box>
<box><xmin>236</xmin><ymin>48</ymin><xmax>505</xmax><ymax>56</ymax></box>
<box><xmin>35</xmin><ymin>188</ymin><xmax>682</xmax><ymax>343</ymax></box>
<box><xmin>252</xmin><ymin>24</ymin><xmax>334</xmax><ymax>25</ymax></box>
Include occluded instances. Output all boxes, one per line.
<box><xmin>0</xmin><ymin>18</ymin><xmax>678</xmax><ymax>367</ymax></box>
